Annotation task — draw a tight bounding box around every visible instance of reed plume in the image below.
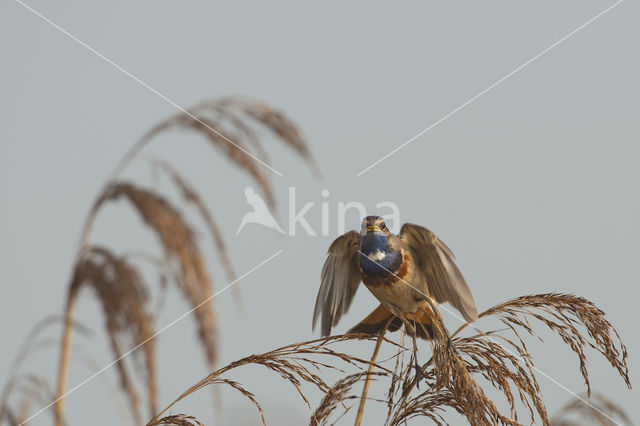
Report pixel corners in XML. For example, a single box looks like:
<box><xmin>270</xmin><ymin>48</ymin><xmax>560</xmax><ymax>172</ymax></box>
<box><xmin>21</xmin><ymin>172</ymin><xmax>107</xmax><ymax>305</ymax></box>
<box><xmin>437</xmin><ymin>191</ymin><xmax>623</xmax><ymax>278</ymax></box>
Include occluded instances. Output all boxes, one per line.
<box><xmin>67</xmin><ymin>246</ymin><xmax>157</xmax><ymax>424</ymax></box>
<box><xmin>385</xmin><ymin>293</ymin><xmax>630</xmax><ymax>425</ymax></box>
<box><xmin>147</xmin><ymin>293</ymin><xmax>631</xmax><ymax>426</ymax></box>
<box><xmin>0</xmin><ymin>316</ymin><xmax>92</xmax><ymax>426</ymax></box>
<box><xmin>148</xmin><ymin>414</ymin><xmax>205</xmax><ymax>426</ymax></box>
<box><xmin>551</xmin><ymin>393</ymin><xmax>632</xmax><ymax>426</ymax></box>
<box><xmin>47</xmin><ymin>96</ymin><xmax>316</xmax><ymax>425</ymax></box>
<box><xmin>147</xmin><ymin>335</ymin><xmax>395</xmax><ymax>426</ymax></box>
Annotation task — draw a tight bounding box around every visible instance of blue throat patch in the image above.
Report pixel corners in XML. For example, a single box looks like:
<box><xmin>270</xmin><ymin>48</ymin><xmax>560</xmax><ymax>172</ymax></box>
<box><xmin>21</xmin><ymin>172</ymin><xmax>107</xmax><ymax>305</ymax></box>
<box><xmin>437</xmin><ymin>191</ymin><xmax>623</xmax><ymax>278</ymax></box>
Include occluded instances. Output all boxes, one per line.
<box><xmin>359</xmin><ymin>232</ymin><xmax>402</xmax><ymax>278</ymax></box>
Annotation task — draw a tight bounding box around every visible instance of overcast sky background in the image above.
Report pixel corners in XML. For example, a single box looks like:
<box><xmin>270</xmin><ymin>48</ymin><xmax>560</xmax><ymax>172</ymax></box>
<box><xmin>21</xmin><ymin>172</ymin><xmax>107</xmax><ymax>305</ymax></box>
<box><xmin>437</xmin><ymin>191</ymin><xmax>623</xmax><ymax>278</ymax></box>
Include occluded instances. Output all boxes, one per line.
<box><xmin>1</xmin><ymin>1</ymin><xmax>638</xmax><ymax>425</ymax></box>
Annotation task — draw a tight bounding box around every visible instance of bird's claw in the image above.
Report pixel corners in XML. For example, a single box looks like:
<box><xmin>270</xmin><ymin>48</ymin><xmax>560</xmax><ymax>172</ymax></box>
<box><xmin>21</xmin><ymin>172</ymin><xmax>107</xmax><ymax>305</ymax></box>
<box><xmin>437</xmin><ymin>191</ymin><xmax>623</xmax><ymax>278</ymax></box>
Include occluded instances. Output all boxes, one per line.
<box><xmin>413</xmin><ymin>359</ymin><xmax>422</xmax><ymax>389</ymax></box>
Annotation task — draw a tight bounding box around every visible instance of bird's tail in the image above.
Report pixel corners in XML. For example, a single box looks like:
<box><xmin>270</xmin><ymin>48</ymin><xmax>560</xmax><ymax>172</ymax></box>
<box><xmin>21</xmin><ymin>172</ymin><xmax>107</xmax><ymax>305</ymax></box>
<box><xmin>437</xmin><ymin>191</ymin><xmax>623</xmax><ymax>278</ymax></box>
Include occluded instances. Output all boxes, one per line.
<box><xmin>407</xmin><ymin>309</ymin><xmax>435</xmax><ymax>340</ymax></box>
<box><xmin>349</xmin><ymin>304</ymin><xmax>401</xmax><ymax>336</ymax></box>
<box><xmin>348</xmin><ymin>304</ymin><xmax>435</xmax><ymax>340</ymax></box>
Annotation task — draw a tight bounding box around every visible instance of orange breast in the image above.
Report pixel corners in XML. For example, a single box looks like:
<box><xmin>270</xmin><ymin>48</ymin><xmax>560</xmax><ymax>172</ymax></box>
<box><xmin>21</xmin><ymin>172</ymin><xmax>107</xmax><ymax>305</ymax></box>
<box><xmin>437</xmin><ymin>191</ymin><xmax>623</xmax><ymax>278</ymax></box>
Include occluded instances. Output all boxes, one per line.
<box><xmin>361</xmin><ymin>254</ymin><xmax>410</xmax><ymax>288</ymax></box>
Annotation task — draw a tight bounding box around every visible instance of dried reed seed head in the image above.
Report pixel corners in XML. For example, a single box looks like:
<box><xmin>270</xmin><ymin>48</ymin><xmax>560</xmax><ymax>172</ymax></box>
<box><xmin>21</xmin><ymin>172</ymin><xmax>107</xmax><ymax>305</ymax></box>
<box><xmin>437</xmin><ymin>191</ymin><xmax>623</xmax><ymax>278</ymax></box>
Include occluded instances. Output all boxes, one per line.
<box><xmin>192</xmin><ymin>100</ymin><xmax>271</xmax><ymax>163</ymax></box>
<box><xmin>138</xmin><ymin>96</ymin><xmax>319</xmax><ymax>211</ymax></box>
<box><xmin>93</xmin><ymin>182</ymin><xmax>218</xmax><ymax>368</ymax></box>
<box><xmin>148</xmin><ymin>335</ymin><xmax>392</xmax><ymax>425</ymax></box>
<box><xmin>150</xmin><ymin>290</ymin><xmax>632</xmax><ymax>426</ymax></box>
<box><xmin>230</xmin><ymin>99</ymin><xmax>315</xmax><ymax>161</ymax></box>
<box><xmin>551</xmin><ymin>393</ymin><xmax>633</xmax><ymax>426</ymax></box>
<box><xmin>311</xmin><ymin>372</ymin><xmax>386</xmax><ymax>426</ymax></box>
<box><xmin>147</xmin><ymin>414</ymin><xmax>205</xmax><ymax>426</ymax></box>
<box><xmin>70</xmin><ymin>246</ymin><xmax>157</xmax><ymax>422</ymax></box>
<box><xmin>0</xmin><ymin>315</ymin><xmax>95</xmax><ymax>426</ymax></box>
<box><xmin>0</xmin><ymin>375</ymin><xmax>54</xmax><ymax>426</ymax></box>
<box><xmin>386</xmin><ymin>293</ymin><xmax>630</xmax><ymax>426</ymax></box>
<box><xmin>140</xmin><ymin>112</ymin><xmax>276</xmax><ymax>208</ymax></box>
<box><xmin>149</xmin><ymin>158</ymin><xmax>237</xmax><ymax>284</ymax></box>
<box><xmin>481</xmin><ymin>293</ymin><xmax>631</xmax><ymax>394</ymax></box>
<box><xmin>14</xmin><ymin>96</ymin><xmax>319</xmax><ymax>425</ymax></box>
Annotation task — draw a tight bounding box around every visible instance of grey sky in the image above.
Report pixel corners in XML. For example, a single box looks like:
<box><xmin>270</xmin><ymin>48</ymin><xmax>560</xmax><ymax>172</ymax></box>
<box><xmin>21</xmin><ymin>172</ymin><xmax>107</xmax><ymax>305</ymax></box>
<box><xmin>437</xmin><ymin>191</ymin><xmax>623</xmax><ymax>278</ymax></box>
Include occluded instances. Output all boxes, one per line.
<box><xmin>1</xmin><ymin>0</ymin><xmax>638</xmax><ymax>424</ymax></box>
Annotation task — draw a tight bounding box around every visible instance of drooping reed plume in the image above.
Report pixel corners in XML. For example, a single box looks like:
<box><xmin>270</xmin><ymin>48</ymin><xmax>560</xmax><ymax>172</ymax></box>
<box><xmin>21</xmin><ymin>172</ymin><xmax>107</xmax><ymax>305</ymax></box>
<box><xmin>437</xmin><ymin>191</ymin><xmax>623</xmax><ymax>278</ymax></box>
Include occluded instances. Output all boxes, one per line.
<box><xmin>147</xmin><ymin>414</ymin><xmax>205</xmax><ymax>426</ymax></box>
<box><xmin>551</xmin><ymin>392</ymin><xmax>632</xmax><ymax>426</ymax></box>
<box><xmin>147</xmin><ymin>335</ymin><xmax>394</xmax><ymax>426</ymax></box>
<box><xmin>0</xmin><ymin>316</ymin><xmax>91</xmax><ymax>426</ymax></box>
<box><xmin>0</xmin><ymin>96</ymin><xmax>316</xmax><ymax>426</ymax></box>
<box><xmin>145</xmin><ymin>293</ymin><xmax>631</xmax><ymax>426</ymax></box>
<box><xmin>384</xmin><ymin>293</ymin><xmax>630</xmax><ymax>425</ymax></box>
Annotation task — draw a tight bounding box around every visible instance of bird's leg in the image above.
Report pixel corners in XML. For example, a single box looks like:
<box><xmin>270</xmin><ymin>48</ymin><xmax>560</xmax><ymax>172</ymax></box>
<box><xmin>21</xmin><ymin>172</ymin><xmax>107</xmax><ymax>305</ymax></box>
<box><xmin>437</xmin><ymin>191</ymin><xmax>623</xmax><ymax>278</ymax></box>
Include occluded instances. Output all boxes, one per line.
<box><xmin>443</xmin><ymin>322</ymin><xmax>453</xmax><ymax>350</ymax></box>
<box><xmin>412</xmin><ymin>323</ymin><xmax>422</xmax><ymax>388</ymax></box>
<box><xmin>403</xmin><ymin>317</ymin><xmax>423</xmax><ymax>388</ymax></box>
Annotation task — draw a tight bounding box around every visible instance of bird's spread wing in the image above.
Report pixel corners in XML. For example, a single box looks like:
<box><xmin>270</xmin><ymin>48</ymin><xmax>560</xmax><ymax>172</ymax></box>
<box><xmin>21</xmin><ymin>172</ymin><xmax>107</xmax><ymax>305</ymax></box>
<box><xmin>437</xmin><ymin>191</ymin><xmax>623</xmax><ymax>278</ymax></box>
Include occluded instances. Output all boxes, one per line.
<box><xmin>312</xmin><ymin>231</ymin><xmax>361</xmax><ymax>336</ymax></box>
<box><xmin>399</xmin><ymin>223</ymin><xmax>478</xmax><ymax>323</ymax></box>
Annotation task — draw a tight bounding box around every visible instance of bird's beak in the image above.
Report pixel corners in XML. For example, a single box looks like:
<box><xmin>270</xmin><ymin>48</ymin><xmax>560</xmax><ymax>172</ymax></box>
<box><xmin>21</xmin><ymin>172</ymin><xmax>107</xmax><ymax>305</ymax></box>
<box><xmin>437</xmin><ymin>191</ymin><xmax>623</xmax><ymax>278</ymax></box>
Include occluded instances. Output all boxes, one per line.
<box><xmin>366</xmin><ymin>224</ymin><xmax>382</xmax><ymax>233</ymax></box>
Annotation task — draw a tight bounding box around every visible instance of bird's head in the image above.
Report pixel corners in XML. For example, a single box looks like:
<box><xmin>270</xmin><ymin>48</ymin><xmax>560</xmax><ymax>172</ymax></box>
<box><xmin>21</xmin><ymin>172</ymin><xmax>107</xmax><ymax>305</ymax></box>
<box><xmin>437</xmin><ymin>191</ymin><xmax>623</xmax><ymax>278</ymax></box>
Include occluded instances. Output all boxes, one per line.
<box><xmin>359</xmin><ymin>216</ymin><xmax>401</xmax><ymax>277</ymax></box>
<box><xmin>360</xmin><ymin>216</ymin><xmax>390</xmax><ymax>236</ymax></box>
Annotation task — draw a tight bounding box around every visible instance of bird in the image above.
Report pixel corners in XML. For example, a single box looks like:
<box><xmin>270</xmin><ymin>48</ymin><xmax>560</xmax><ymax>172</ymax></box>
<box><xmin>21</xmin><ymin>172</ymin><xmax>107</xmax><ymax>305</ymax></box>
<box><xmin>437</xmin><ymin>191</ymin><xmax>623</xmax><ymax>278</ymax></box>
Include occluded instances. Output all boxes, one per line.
<box><xmin>236</xmin><ymin>186</ymin><xmax>285</xmax><ymax>235</ymax></box>
<box><xmin>312</xmin><ymin>215</ymin><xmax>478</xmax><ymax>378</ymax></box>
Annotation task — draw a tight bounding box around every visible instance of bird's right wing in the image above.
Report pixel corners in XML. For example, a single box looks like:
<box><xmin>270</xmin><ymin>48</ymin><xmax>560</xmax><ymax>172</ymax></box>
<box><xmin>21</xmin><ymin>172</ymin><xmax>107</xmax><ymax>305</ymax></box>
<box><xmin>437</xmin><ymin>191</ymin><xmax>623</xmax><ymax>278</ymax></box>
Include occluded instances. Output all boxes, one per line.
<box><xmin>399</xmin><ymin>223</ymin><xmax>478</xmax><ymax>323</ymax></box>
<box><xmin>312</xmin><ymin>231</ymin><xmax>362</xmax><ymax>336</ymax></box>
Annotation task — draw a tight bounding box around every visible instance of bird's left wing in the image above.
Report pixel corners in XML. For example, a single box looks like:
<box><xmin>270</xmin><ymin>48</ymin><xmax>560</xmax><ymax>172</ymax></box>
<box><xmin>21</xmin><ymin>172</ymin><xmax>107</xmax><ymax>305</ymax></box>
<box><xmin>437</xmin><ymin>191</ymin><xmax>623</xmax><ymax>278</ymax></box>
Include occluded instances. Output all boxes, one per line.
<box><xmin>312</xmin><ymin>231</ymin><xmax>361</xmax><ymax>336</ymax></box>
<box><xmin>399</xmin><ymin>223</ymin><xmax>478</xmax><ymax>323</ymax></box>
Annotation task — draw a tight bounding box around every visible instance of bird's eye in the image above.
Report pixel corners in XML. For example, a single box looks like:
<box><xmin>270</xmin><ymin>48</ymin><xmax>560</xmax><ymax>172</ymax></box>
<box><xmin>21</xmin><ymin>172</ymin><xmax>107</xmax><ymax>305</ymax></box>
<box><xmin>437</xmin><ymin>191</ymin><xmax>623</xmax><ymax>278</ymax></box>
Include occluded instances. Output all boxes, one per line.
<box><xmin>381</xmin><ymin>223</ymin><xmax>388</xmax><ymax>231</ymax></box>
